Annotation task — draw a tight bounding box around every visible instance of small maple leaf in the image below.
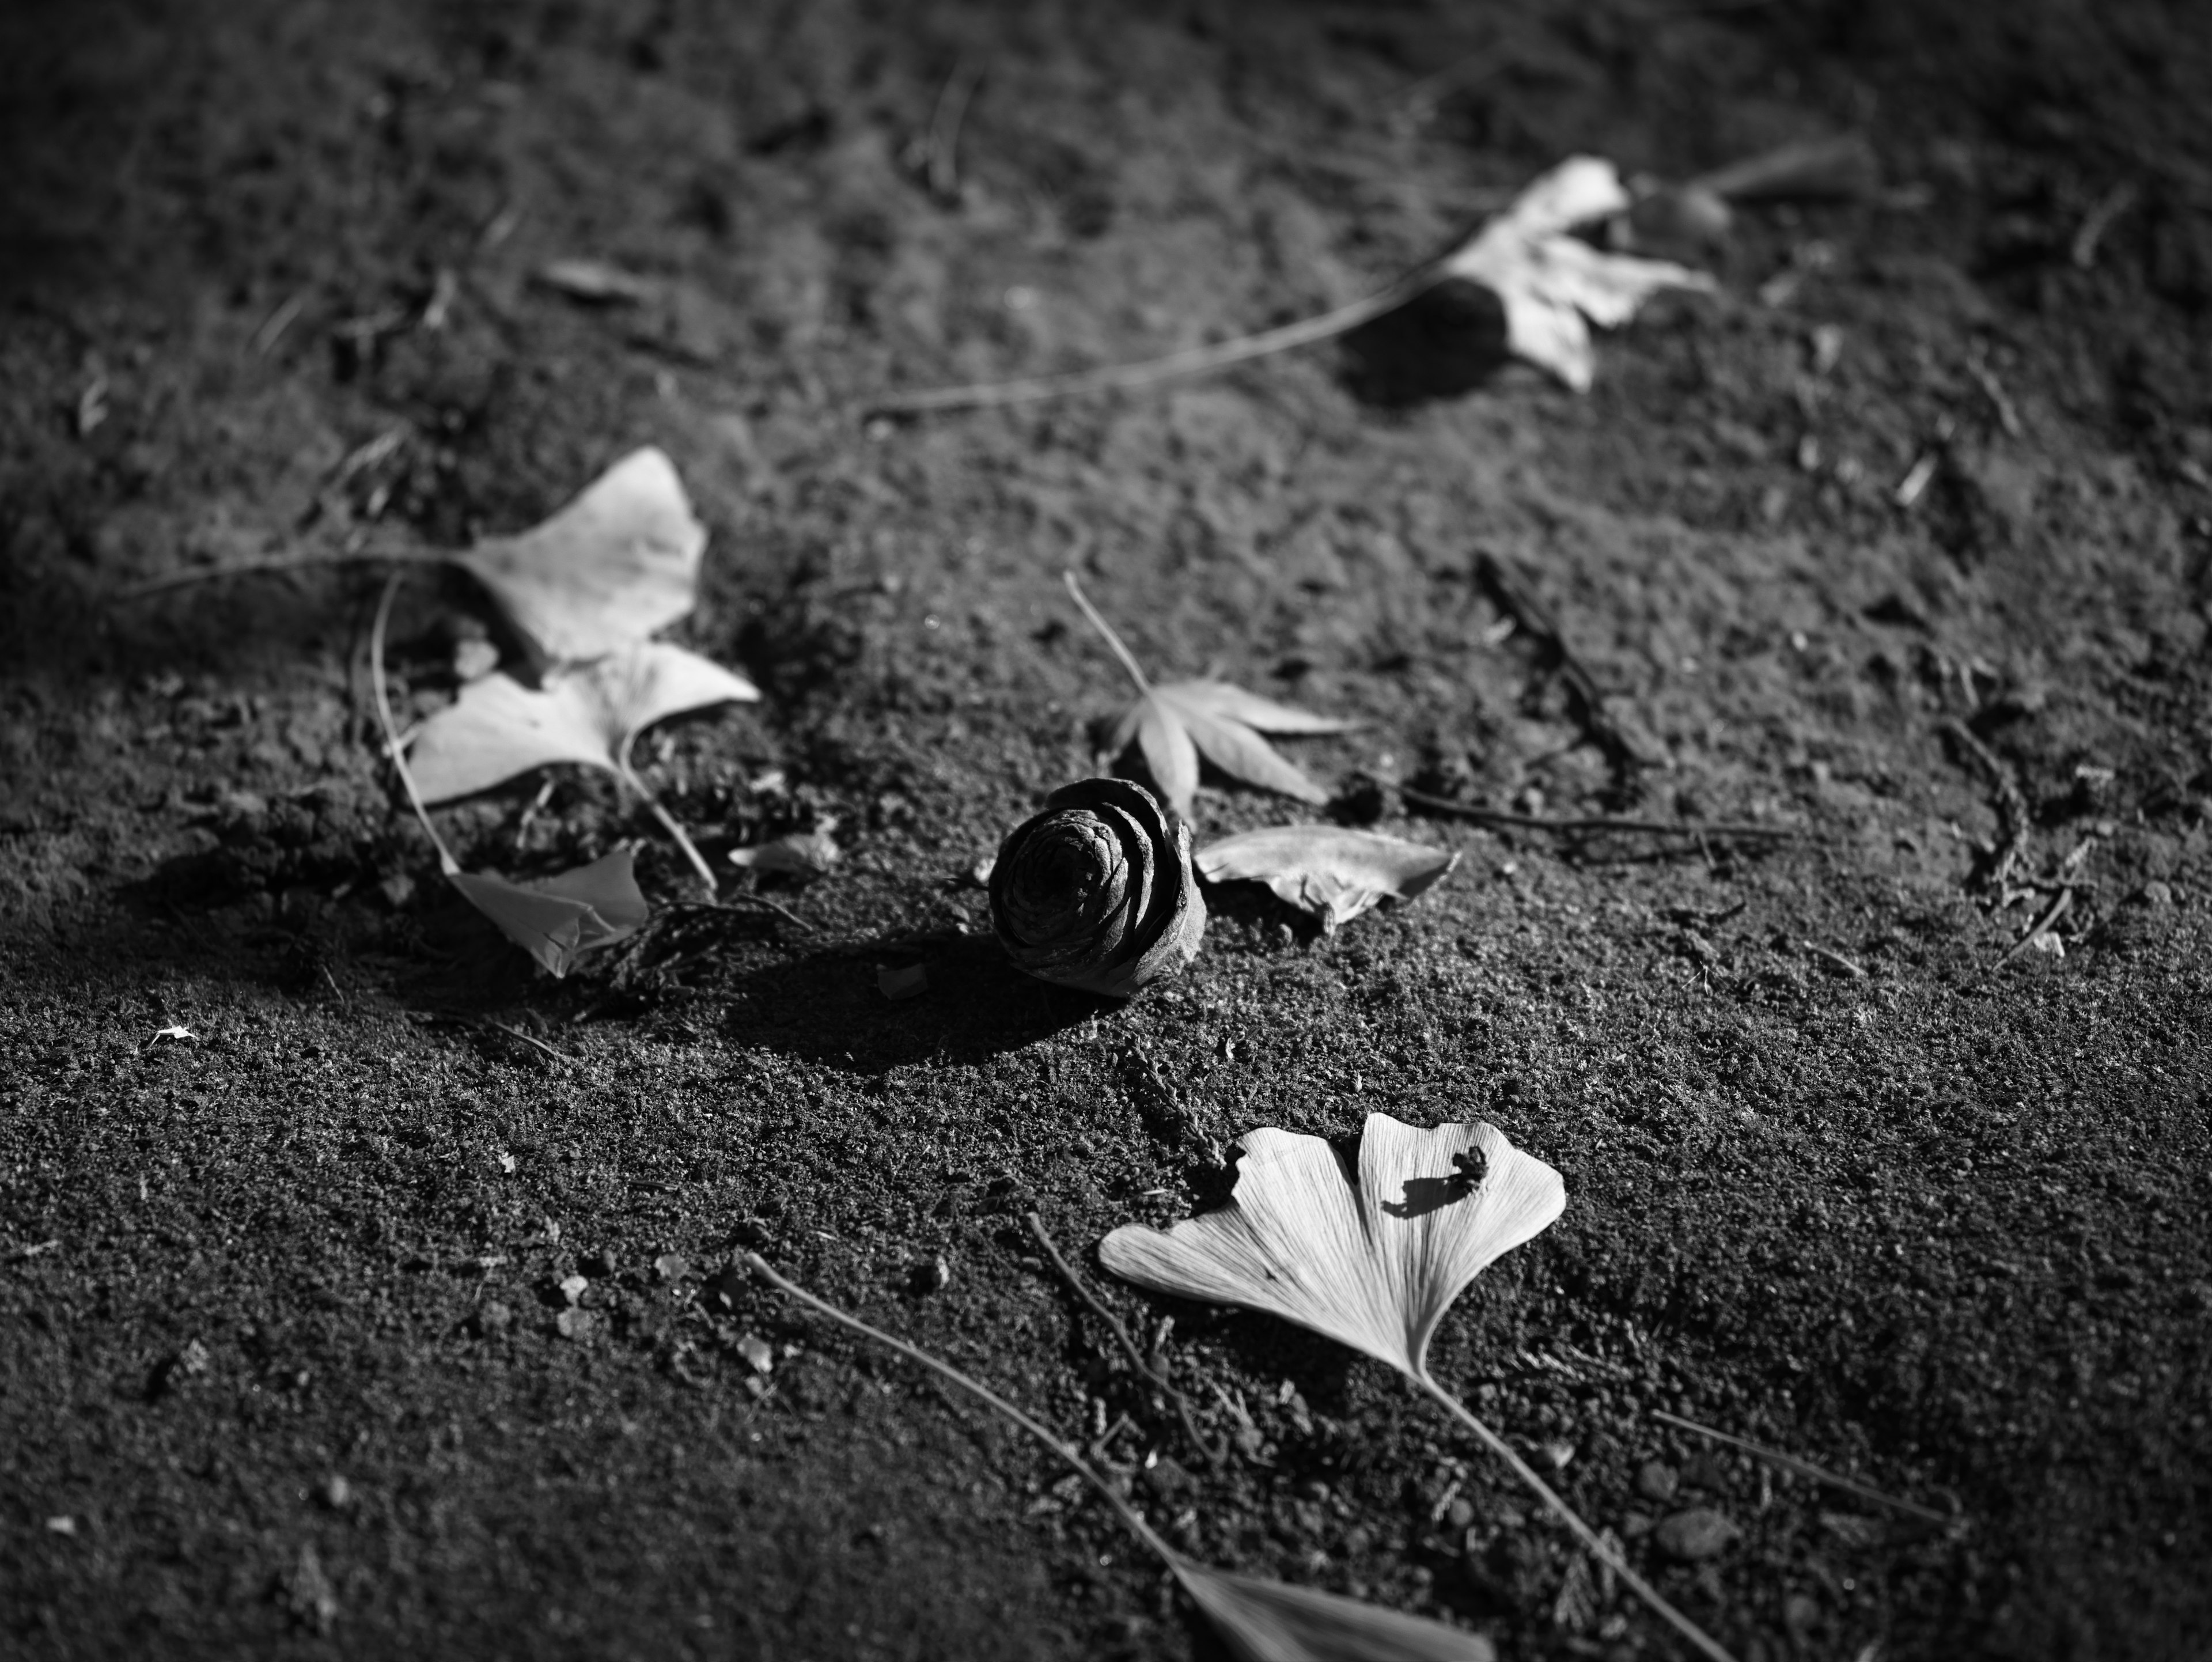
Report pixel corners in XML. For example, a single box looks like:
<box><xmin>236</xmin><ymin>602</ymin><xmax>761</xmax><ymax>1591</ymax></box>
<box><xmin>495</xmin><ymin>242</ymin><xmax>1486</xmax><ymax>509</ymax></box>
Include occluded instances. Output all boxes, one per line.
<box><xmin>1066</xmin><ymin>573</ymin><xmax>1355</xmax><ymax>819</ymax></box>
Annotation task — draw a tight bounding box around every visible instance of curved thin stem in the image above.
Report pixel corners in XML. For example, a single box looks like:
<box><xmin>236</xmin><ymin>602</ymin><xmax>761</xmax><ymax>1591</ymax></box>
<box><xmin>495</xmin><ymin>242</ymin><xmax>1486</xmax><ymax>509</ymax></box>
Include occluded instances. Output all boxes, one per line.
<box><xmin>368</xmin><ymin>574</ymin><xmax>460</xmax><ymax>877</ymax></box>
<box><xmin>866</xmin><ymin>272</ymin><xmax>1437</xmax><ymax>418</ymax></box>
<box><xmin>1062</xmin><ymin>571</ymin><xmax>1152</xmax><ymax>696</ymax></box>
<box><xmin>119</xmin><ymin>546</ymin><xmax>438</xmax><ymax>600</ymax></box>
<box><xmin>616</xmin><ymin>761</ymin><xmax>718</xmax><ymax>895</ymax></box>
<box><xmin>745</xmin><ymin>1254</ymin><xmax>1179</xmax><ymax>1566</ymax></box>
<box><xmin>1414</xmin><ymin>1372</ymin><xmax>1737</xmax><ymax>1662</ymax></box>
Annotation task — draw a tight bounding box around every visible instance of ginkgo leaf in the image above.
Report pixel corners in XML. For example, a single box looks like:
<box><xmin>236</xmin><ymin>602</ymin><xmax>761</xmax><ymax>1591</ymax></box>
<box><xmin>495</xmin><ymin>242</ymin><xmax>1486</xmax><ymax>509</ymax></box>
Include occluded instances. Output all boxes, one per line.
<box><xmin>453</xmin><ymin>447</ymin><xmax>707</xmax><ymax>667</ymax></box>
<box><xmin>1173</xmin><ymin>1563</ymin><xmax>1496</xmax><ymax>1662</ymax></box>
<box><xmin>1197</xmin><ymin>826</ymin><xmax>1458</xmax><ymax>932</ymax></box>
<box><xmin>446</xmin><ymin>847</ymin><xmax>649</xmax><ymax>977</ymax></box>
<box><xmin>1100</xmin><ymin>1112</ymin><xmax>1562</xmax><ymax>1379</ymax></box>
<box><xmin>1438</xmin><ymin>156</ymin><xmax>1715</xmax><ymax>393</ymax></box>
<box><xmin>407</xmin><ymin>641</ymin><xmax>759</xmax><ymax>804</ymax></box>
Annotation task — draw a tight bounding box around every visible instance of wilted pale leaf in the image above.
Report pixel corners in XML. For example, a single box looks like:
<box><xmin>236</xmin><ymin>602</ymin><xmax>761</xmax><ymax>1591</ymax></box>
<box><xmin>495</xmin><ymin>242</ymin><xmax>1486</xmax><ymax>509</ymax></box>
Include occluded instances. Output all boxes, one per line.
<box><xmin>453</xmin><ymin>447</ymin><xmax>706</xmax><ymax>666</ymax></box>
<box><xmin>1109</xmin><ymin>680</ymin><xmax>1358</xmax><ymax>820</ymax></box>
<box><xmin>1440</xmin><ymin>156</ymin><xmax>1715</xmax><ymax>392</ymax></box>
<box><xmin>407</xmin><ymin>641</ymin><xmax>759</xmax><ymax>804</ymax></box>
<box><xmin>446</xmin><ymin>847</ymin><xmax>649</xmax><ymax>976</ymax></box>
<box><xmin>1100</xmin><ymin>1113</ymin><xmax>1563</xmax><ymax>1379</ymax></box>
<box><xmin>728</xmin><ymin>826</ymin><xmax>841</xmax><ymax>876</ymax></box>
<box><xmin>1175</xmin><ymin>1563</ymin><xmax>1496</xmax><ymax>1662</ymax></box>
<box><xmin>1197</xmin><ymin>826</ymin><xmax>1457</xmax><ymax>932</ymax></box>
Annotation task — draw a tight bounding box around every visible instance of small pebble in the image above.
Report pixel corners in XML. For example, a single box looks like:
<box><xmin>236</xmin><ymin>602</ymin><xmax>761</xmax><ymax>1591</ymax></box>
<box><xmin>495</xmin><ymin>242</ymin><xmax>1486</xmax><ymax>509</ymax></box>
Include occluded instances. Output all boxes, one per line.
<box><xmin>1446</xmin><ymin>1497</ymin><xmax>1476</xmax><ymax>1531</ymax></box>
<box><xmin>476</xmin><ymin>1300</ymin><xmax>512</xmax><ymax>1335</ymax></box>
<box><xmin>1636</xmin><ymin>1460</ymin><xmax>1679</xmax><ymax>1503</ymax></box>
<box><xmin>1142</xmin><ymin>1457</ymin><xmax>1196</xmax><ymax>1500</ymax></box>
<box><xmin>558</xmin><ymin>1274</ymin><xmax>589</xmax><ymax>1306</ymax></box>
<box><xmin>555</xmin><ymin>1307</ymin><xmax>595</xmax><ymax>1341</ymax></box>
<box><xmin>1654</xmin><ymin>1507</ymin><xmax>1740</xmax><ymax>1562</ymax></box>
<box><xmin>322</xmin><ymin>1475</ymin><xmax>353</xmax><ymax>1510</ymax></box>
<box><xmin>654</xmin><ymin>1252</ymin><xmax>691</xmax><ymax>1282</ymax></box>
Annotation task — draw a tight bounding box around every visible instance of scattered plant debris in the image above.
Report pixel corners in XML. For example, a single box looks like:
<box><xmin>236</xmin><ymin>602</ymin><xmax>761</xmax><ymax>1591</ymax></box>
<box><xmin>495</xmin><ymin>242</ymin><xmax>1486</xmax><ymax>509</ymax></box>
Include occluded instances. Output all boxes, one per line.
<box><xmin>747</xmin><ymin>1254</ymin><xmax>1497</xmax><ymax>1662</ymax></box>
<box><xmin>728</xmin><ymin>823</ymin><xmax>842</xmax><ymax>876</ymax></box>
<box><xmin>988</xmin><ymin>778</ymin><xmax>1204</xmax><ymax>997</ymax></box>
<box><xmin>1066</xmin><ymin>573</ymin><xmax>1354</xmax><ymax>818</ymax></box>
<box><xmin>1101</xmin><ymin>1112</ymin><xmax>1735</xmax><ymax>1662</ymax></box>
<box><xmin>1196</xmin><ymin>825</ymin><xmax>1457</xmax><ymax>932</ymax></box>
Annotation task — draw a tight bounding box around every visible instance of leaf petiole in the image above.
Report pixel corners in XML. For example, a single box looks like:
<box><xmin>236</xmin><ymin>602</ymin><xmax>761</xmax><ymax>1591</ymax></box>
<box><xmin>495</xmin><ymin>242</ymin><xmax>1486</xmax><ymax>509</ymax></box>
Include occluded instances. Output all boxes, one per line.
<box><xmin>369</xmin><ymin>573</ymin><xmax>462</xmax><ymax>878</ymax></box>
<box><xmin>1062</xmin><ymin>571</ymin><xmax>1153</xmax><ymax>696</ymax></box>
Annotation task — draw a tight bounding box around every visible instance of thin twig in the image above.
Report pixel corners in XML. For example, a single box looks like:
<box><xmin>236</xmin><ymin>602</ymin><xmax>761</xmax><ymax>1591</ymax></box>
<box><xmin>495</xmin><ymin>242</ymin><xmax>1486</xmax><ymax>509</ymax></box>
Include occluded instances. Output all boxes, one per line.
<box><xmin>1653</xmin><ymin>1409</ymin><xmax>1952</xmax><ymax>1525</ymax></box>
<box><xmin>746</xmin><ymin>1255</ymin><xmax>1178</xmax><ymax>1562</ymax></box>
<box><xmin>1804</xmin><ymin>942</ymin><xmax>1867</xmax><ymax>979</ymax></box>
<box><xmin>866</xmin><ymin>274</ymin><xmax>1433</xmax><ymax>418</ymax></box>
<box><xmin>118</xmin><ymin>546</ymin><xmax>434</xmax><ymax>600</ymax></box>
<box><xmin>1062</xmin><ymin>571</ymin><xmax>1154</xmax><ymax>696</ymax></box>
<box><xmin>1476</xmin><ymin>550</ymin><xmax>1650</xmax><ymax>773</ymax></box>
<box><xmin>1940</xmin><ymin>719</ymin><xmax>2028</xmax><ymax>892</ymax></box>
<box><xmin>370</xmin><ymin>574</ymin><xmax>461</xmax><ymax>876</ymax></box>
<box><xmin>422</xmin><ymin>1010</ymin><xmax>571</xmax><ymax>1067</ymax></box>
<box><xmin>1993</xmin><ymin>885</ymin><xmax>2073</xmax><ymax>971</ymax></box>
<box><xmin>1398</xmin><ymin>785</ymin><xmax>1801</xmax><ymax>842</ymax></box>
<box><xmin>924</xmin><ymin>55</ymin><xmax>984</xmax><ymax>201</ymax></box>
<box><xmin>1027</xmin><ymin>1213</ymin><xmax>1222</xmax><ymax>1470</ymax></box>
<box><xmin>1419</xmin><ymin>1376</ymin><xmax>1736</xmax><ymax>1662</ymax></box>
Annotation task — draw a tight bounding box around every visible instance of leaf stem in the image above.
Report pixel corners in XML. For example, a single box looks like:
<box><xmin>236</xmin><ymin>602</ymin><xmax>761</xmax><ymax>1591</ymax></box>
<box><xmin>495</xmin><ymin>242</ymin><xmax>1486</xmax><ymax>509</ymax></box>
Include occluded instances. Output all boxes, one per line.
<box><xmin>866</xmin><ymin>274</ymin><xmax>1435</xmax><ymax>417</ymax></box>
<box><xmin>1414</xmin><ymin>1372</ymin><xmax>1737</xmax><ymax>1662</ymax></box>
<box><xmin>1062</xmin><ymin>571</ymin><xmax>1153</xmax><ymax>696</ymax></box>
<box><xmin>369</xmin><ymin>574</ymin><xmax>461</xmax><ymax>877</ymax></box>
<box><xmin>617</xmin><ymin>762</ymin><xmax>719</xmax><ymax>895</ymax></box>
<box><xmin>119</xmin><ymin>546</ymin><xmax>438</xmax><ymax>600</ymax></box>
<box><xmin>745</xmin><ymin>1254</ymin><xmax>1179</xmax><ymax>1566</ymax></box>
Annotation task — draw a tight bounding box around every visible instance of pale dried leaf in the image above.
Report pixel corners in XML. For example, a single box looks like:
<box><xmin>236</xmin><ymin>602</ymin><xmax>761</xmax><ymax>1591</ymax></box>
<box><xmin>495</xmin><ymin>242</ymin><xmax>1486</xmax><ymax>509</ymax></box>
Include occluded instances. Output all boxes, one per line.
<box><xmin>453</xmin><ymin>447</ymin><xmax>707</xmax><ymax>666</ymax></box>
<box><xmin>535</xmin><ymin>259</ymin><xmax>662</xmax><ymax>306</ymax></box>
<box><xmin>1197</xmin><ymin>826</ymin><xmax>1457</xmax><ymax>930</ymax></box>
<box><xmin>447</xmin><ymin>847</ymin><xmax>649</xmax><ymax>977</ymax></box>
<box><xmin>1100</xmin><ymin>1112</ymin><xmax>1564</xmax><ymax>1379</ymax></box>
<box><xmin>408</xmin><ymin>642</ymin><xmax>758</xmax><ymax>803</ymax></box>
<box><xmin>1109</xmin><ymin>680</ymin><xmax>1347</xmax><ymax>819</ymax></box>
<box><xmin>729</xmin><ymin>827</ymin><xmax>842</xmax><ymax>876</ymax></box>
<box><xmin>1440</xmin><ymin>156</ymin><xmax>1715</xmax><ymax>392</ymax></box>
<box><xmin>1167</xmin><ymin>680</ymin><xmax>1361</xmax><ymax>736</ymax></box>
<box><xmin>1175</xmin><ymin>1563</ymin><xmax>1497</xmax><ymax>1662</ymax></box>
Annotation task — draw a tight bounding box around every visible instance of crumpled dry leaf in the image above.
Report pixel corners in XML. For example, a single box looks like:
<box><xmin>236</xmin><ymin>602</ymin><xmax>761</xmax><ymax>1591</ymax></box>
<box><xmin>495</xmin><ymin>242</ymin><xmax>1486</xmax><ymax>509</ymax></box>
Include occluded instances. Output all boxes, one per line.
<box><xmin>1100</xmin><ymin>1112</ymin><xmax>1563</xmax><ymax>1380</ymax></box>
<box><xmin>407</xmin><ymin>641</ymin><xmax>759</xmax><ymax>804</ymax></box>
<box><xmin>446</xmin><ymin>846</ymin><xmax>649</xmax><ymax>977</ymax></box>
<box><xmin>1197</xmin><ymin>826</ymin><xmax>1458</xmax><ymax>932</ymax></box>
<box><xmin>1109</xmin><ymin>680</ymin><xmax>1356</xmax><ymax>820</ymax></box>
<box><xmin>453</xmin><ymin>447</ymin><xmax>706</xmax><ymax>667</ymax></box>
<box><xmin>1175</xmin><ymin>1563</ymin><xmax>1496</xmax><ymax>1662</ymax></box>
<box><xmin>1440</xmin><ymin>156</ymin><xmax>1715</xmax><ymax>392</ymax></box>
<box><xmin>728</xmin><ymin>824</ymin><xmax>841</xmax><ymax>876</ymax></box>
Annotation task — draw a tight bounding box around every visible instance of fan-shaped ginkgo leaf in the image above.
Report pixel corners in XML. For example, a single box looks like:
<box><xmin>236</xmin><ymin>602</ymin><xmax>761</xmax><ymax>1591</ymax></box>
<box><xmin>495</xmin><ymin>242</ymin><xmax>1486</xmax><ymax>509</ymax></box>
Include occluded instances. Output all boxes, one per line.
<box><xmin>1174</xmin><ymin>1563</ymin><xmax>1496</xmax><ymax>1662</ymax></box>
<box><xmin>407</xmin><ymin>641</ymin><xmax>758</xmax><ymax>804</ymax></box>
<box><xmin>446</xmin><ymin>847</ymin><xmax>649</xmax><ymax>977</ymax></box>
<box><xmin>1197</xmin><ymin>826</ymin><xmax>1458</xmax><ymax>932</ymax></box>
<box><xmin>1108</xmin><ymin>680</ymin><xmax>1358</xmax><ymax>819</ymax></box>
<box><xmin>453</xmin><ymin>447</ymin><xmax>706</xmax><ymax>666</ymax></box>
<box><xmin>1439</xmin><ymin>156</ymin><xmax>1715</xmax><ymax>393</ymax></box>
<box><xmin>1100</xmin><ymin>1113</ymin><xmax>1563</xmax><ymax>1380</ymax></box>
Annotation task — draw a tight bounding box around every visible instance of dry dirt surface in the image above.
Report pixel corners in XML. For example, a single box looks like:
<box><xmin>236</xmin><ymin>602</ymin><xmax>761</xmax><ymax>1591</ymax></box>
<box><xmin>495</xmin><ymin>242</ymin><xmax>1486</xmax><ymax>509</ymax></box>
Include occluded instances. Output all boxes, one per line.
<box><xmin>4</xmin><ymin>2</ymin><xmax>2210</xmax><ymax>1659</ymax></box>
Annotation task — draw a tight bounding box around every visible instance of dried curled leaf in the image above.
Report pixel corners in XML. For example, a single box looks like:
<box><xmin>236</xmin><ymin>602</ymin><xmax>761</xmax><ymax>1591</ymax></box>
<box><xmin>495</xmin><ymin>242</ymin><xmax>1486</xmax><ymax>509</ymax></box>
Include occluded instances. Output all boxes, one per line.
<box><xmin>728</xmin><ymin>825</ymin><xmax>841</xmax><ymax>876</ymax></box>
<box><xmin>1175</xmin><ymin>1563</ymin><xmax>1497</xmax><ymax>1662</ymax></box>
<box><xmin>1197</xmin><ymin>826</ymin><xmax>1457</xmax><ymax>932</ymax></box>
<box><xmin>1100</xmin><ymin>1112</ymin><xmax>1563</xmax><ymax>1379</ymax></box>
<box><xmin>446</xmin><ymin>847</ymin><xmax>649</xmax><ymax>977</ymax></box>
<box><xmin>407</xmin><ymin>642</ymin><xmax>759</xmax><ymax>804</ymax></box>
<box><xmin>1109</xmin><ymin>680</ymin><xmax>1357</xmax><ymax>820</ymax></box>
<box><xmin>988</xmin><ymin>778</ymin><xmax>1205</xmax><ymax>997</ymax></box>
<box><xmin>1440</xmin><ymin>156</ymin><xmax>1715</xmax><ymax>392</ymax></box>
<box><xmin>453</xmin><ymin>447</ymin><xmax>706</xmax><ymax>667</ymax></box>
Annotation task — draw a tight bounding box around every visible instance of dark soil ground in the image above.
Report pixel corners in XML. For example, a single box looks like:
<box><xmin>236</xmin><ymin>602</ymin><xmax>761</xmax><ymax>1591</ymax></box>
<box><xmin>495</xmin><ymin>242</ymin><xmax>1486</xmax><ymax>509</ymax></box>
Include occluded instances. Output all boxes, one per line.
<box><xmin>4</xmin><ymin>2</ymin><xmax>2210</xmax><ymax>1659</ymax></box>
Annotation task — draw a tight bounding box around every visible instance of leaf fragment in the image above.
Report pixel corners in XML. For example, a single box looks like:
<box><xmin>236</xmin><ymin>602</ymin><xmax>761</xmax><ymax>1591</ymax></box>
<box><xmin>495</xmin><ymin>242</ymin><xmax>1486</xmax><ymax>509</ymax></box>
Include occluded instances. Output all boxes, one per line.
<box><xmin>728</xmin><ymin>825</ymin><xmax>842</xmax><ymax>876</ymax></box>
<box><xmin>407</xmin><ymin>642</ymin><xmax>759</xmax><ymax>804</ymax></box>
<box><xmin>1197</xmin><ymin>825</ymin><xmax>1457</xmax><ymax>931</ymax></box>
<box><xmin>453</xmin><ymin>447</ymin><xmax>707</xmax><ymax>667</ymax></box>
<box><xmin>1173</xmin><ymin>1563</ymin><xmax>1497</xmax><ymax>1662</ymax></box>
<box><xmin>1439</xmin><ymin>156</ymin><xmax>1716</xmax><ymax>392</ymax></box>
<box><xmin>445</xmin><ymin>846</ymin><xmax>650</xmax><ymax>977</ymax></box>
